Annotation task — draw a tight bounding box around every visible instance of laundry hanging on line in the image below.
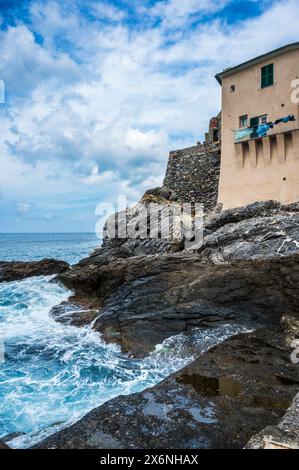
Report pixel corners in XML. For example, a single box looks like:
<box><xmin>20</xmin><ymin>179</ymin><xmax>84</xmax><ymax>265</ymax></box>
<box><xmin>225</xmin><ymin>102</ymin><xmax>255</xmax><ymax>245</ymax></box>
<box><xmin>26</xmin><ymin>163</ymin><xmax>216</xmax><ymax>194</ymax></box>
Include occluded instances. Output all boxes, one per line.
<box><xmin>274</xmin><ymin>115</ymin><xmax>296</xmax><ymax>125</ymax></box>
<box><xmin>256</xmin><ymin>123</ymin><xmax>272</xmax><ymax>137</ymax></box>
<box><xmin>234</xmin><ymin>127</ymin><xmax>254</xmax><ymax>142</ymax></box>
<box><xmin>234</xmin><ymin>114</ymin><xmax>296</xmax><ymax>142</ymax></box>
<box><xmin>254</xmin><ymin>114</ymin><xmax>296</xmax><ymax>138</ymax></box>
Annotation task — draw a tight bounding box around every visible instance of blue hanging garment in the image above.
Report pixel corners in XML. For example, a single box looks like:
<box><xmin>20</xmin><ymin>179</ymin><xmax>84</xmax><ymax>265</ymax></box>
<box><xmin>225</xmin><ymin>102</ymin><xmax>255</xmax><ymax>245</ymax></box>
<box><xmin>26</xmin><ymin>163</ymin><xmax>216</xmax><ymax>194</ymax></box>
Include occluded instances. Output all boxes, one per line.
<box><xmin>281</xmin><ymin>114</ymin><xmax>295</xmax><ymax>123</ymax></box>
<box><xmin>256</xmin><ymin>124</ymin><xmax>271</xmax><ymax>137</ymax></box>
<box><xmin>234</xmin><ymin>128</ymin><xmax>253</xmax><ymax>142</ymax></box>
<box><xmin>275</xmin><ymin>114</ymin><xmax>295</xmax><ymax>124</ymax></box>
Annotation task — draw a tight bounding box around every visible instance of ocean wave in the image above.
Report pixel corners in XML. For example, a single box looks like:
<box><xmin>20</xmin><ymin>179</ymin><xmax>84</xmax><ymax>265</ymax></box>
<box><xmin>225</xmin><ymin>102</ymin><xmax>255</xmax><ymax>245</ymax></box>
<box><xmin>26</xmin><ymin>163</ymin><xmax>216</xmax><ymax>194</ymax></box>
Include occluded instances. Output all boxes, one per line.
<box><xmin>0</xmin><ymin>275</ymin><xmax>250</xmax><ymax>448</ymax></box>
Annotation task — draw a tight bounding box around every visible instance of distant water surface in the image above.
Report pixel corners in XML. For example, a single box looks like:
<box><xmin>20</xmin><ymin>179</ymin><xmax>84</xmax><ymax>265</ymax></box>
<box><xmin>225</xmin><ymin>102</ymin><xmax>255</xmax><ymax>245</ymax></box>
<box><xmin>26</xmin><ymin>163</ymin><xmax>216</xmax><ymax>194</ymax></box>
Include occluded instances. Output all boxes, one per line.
<box><xmin>0</xmin><ymin>233</ymin><xmax>100</xmax><ymax>264</ymax></box>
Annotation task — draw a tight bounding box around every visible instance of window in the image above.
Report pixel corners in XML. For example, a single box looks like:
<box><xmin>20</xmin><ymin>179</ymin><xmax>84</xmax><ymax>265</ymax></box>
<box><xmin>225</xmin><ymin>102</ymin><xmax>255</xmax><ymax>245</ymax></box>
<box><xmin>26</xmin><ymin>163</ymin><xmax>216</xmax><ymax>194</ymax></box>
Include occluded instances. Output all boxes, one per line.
<box><xmin>259</xmin><ymin>114</ymin><xmax>268</xmax><ymax>124</ymax></box>
<box><xmin>261</xmin><ymin>63</ymin><xmax>274</xmax><ymax>88</ymax></box>
<box><xmin>250</xmin><ymin>116</ymin><xmax>259</xmax><ymax>127</ymax></box>
<box><xmin>230</xmin><ymin>85</ymin><xmax>235</xmax><ymax>93</ymax></box>
<box><xmin>239</xmin><ymin>115</ymin><xmax>248</xmax><ymax>127</ymax></box>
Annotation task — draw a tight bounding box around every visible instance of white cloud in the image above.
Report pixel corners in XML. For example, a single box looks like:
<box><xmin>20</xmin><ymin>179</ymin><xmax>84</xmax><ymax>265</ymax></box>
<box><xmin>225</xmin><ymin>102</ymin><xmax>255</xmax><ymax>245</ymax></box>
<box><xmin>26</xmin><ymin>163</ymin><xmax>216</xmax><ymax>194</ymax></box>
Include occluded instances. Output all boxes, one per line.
<box><xmin>148</xmin><ymin>0</ymin><xmax>231</xmax><ymax>27</ymax></box>
<box><xmin>81</xmin><ymin>166</ymin><xmax>118</xmax><ymax>186</ymax></box>
<box><xmin>124</xmin><ymin>128</ymin><xmax>166</xmax><ymax>153</ymax></box>
<box><xmin>15</xmin><ymin>202</ymin><xmax>31</xmax><ymax>214</ymax></box>
<box><xmin>89</xmin><ymin>1</ymin><xmax>126</xmax><ymax>22</ymax></box>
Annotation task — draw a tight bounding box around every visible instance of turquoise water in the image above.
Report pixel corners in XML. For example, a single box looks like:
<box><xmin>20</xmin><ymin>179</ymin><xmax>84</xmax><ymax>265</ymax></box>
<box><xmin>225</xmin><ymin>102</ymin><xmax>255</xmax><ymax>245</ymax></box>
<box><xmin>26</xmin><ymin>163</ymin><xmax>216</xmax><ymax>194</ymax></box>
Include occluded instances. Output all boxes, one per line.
<box><xmin>0</xmin><ymin>234</ymin><xmax>249</xmax><ymax>448</ymax></box>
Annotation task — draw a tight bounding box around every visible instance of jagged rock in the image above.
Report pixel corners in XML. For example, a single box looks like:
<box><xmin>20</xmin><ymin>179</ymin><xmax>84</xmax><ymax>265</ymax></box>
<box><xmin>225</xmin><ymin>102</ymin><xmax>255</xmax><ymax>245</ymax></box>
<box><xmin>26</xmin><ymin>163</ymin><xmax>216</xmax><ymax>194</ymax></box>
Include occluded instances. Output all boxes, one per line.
<box><xmin>204</xmin><ymin>200</ymin><xmax>297</xmax><ymax>232</ymax></box>
<box><xmin>280</xmin><ymin>312</ymin><xmax>299</xmax><ymax>346</ymax></box>
<box><xmin>55</xmin><ymin>251</ymin><xmax>299</xmax><ymax>357</ymax></box>
<box><xmin>54</xmin><ymin>200</ymin><xmax>299</xmax><ymax>357</ymax></box>
<box><xmin>0</xmin><ymin>440</ymin><xmax>9</xmax><ymax>449</ymax></box>
<box><xmin>50</xmin><ymin>301</ymin><xmax>99</xmax><ymax>327</ymax></box>
<box><xmin>142</xmin><ymin>186</ymin><xmax>178</xmax><ymax>202</ymax></box>
<box><xmin>95</xmin><ymin>196</ymin><xmax>185</xmax><ymax>259</ymax></box>
<box><xmin>201</xmin><ymin>214</ymin><xmax>299</xmax><ymax>261</ymax></box>
<box><xmin>34</xmin><ymin>328</ymin><xmax>299</xmax><ymax>449</ymax></box>
<box><xmin>0</xmin><ymin>259</ymin><xmax>69</xmax><ymax>283</ymax></box>
<box><xmin>245</xmin><ymin>393</ymin><xmax>299</xmax><ymax>449</ymax></box>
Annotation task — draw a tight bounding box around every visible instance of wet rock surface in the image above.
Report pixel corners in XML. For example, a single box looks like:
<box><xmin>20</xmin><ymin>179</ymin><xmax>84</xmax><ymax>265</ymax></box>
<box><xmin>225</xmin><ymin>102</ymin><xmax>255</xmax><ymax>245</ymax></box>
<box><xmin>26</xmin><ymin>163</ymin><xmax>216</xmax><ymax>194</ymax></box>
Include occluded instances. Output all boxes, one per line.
<box><xmin>0</xmin><ymin>440</ymin><xmax>10</xmax><ymax>449</ymax></box>
<box><xmin>246</xmin><ymin>393</ymin><xmax>299</xmax><ymax>449</ymax></box>
<box><xmin>34</xmin><ymin>328</ymin><xmax>299</xmax><ymax>449</ymax></box>
<box><xmin>0</xmin><ymin>259</ymin><xmax>69</xmax><ymax>283</ymax></box>
<box><xmin>50</xmin><ymin>301</ymin><xmax>99</xmax><ymax>327</ymax></box>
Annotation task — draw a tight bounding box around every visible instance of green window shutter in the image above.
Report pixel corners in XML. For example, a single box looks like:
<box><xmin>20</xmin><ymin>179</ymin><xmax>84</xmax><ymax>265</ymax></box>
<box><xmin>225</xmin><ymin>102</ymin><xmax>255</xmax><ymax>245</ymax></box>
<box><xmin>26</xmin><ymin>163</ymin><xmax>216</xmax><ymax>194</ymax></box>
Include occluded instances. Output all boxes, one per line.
<box><xmin>261</xmin><ymin>64</ymin><xmax>274</xmax><ymax>88</ymax></box>
<box><xmin>250</xmin><ymin>116</ymin><xmax>259</xmax><ymax>127</ymax></box>
<box><xmin>261</xmin><ymin>67</ymin><xmax>267</xmax><ymax>88</ymax></box>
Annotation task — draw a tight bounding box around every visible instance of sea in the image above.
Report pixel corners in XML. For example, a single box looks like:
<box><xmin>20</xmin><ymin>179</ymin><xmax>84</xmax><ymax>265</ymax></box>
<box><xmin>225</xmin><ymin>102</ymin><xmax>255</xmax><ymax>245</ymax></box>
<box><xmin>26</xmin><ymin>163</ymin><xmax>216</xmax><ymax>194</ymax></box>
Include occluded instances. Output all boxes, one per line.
<box><xmin>0</xmin><ymin>233</ymin><xmax>249</xmax><ymax>448</ymax></box>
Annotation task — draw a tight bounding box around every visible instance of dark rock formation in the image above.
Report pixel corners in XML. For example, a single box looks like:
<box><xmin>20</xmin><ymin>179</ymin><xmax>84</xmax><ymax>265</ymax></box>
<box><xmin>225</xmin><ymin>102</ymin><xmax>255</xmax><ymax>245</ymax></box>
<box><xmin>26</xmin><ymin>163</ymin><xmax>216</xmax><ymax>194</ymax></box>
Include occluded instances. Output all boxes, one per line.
<box><xmin>163</xmin><ymin>142</ymin><xmax>220</xmax><ymax>211</ymax></box>
<box><xmin>54</xmin><ymin>201</ymin><xmax>299</xmax><ymax>357</ymax></box>
<box><xmin>0</xmin><ymin>259</ymin><xmax>69</xmax><ymax>283</ymax></box>
<box><xmin>98</xmin><ymin>195</ymin><xmax>184</xmax><ymax>258</ymax></box>
<box><xmin>201</xmin><ymin>204</ymin><xmax>299</xmax><ymax>262</ymax></box>
<box><xmin>142</xmin><ymin>186</ymin><xmax>178</xmax><ymax>202</ymax></box>
<box><xmin>281</xmin><ymin>313</ymin><xmax>299</xmax><ymax>346</ymax></box>
<box><xmin>57</xmin><ymin>251</ymin><xmax>299</xmax><ymax>357</ymax></box>
<box><xmin>0</xmin><ymin>440</ymin><xmax>9</xmax><ymax>449</ymax></box>
<box><xmin>50</xmin><ymin>301</ymin><xmax>99</xmax><ymax>327</ymax></box>
<box><xmin>34</xmin><ymin>327</ymin><xmax>299</xmax><ymax>449</ymax></box>
<box><xmin>246</xmin><ymin>393</ymin><xmax>299</xmax><ymax>449</ymax></box>
<box><xmin>205</xmin><ymin>199</ymin><xmax>299</xmax><ymax>233</ymax></box>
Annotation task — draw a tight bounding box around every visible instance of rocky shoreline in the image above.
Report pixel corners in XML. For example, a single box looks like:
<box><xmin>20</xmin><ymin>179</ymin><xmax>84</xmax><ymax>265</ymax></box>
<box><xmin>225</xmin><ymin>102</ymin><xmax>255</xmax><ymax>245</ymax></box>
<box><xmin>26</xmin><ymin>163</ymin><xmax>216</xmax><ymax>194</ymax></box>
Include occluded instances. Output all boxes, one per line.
<box><xmin>0</xmin><ymin>258</ymin><xmax>69</xmax><ymax>283</ymax></box>
<box><xmin>49</xmin><ymin>199</ymin><xmax>299</xmax><ymax>358</ymax></box>
<box><xmin>33</xmin><ymin>198</ymin><xmax>299</xmax><ymax>449</ymax></box>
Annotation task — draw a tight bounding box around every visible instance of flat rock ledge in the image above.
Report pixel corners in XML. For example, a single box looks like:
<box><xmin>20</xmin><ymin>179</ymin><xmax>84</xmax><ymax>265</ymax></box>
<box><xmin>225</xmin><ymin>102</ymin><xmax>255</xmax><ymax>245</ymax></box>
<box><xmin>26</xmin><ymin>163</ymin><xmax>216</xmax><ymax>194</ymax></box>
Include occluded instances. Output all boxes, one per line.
<box><xmin>0</xmin><ymin>259</ymin><xmax>69</xmax><ymax>283</ymax></box>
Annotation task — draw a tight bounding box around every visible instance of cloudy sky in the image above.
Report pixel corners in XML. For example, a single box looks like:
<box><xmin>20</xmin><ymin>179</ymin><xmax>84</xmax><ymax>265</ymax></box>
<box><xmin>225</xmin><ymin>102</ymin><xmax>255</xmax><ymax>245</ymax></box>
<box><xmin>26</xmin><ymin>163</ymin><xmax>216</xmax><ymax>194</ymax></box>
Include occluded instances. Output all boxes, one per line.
<box><xmin>0</xmin><ymin>0</ymin><xmax>298</xmax><ymax>232</ymax></box>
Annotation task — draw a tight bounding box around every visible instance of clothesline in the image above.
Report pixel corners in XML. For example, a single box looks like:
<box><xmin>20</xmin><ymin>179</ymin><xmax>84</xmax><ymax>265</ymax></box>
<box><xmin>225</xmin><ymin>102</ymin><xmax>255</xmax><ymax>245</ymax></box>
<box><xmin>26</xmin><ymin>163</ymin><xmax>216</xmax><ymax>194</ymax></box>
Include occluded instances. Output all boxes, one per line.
<box><xmin>234</xmin><ymin>114</ymin><xmax>296</xmax><ymax>142</ymax></box>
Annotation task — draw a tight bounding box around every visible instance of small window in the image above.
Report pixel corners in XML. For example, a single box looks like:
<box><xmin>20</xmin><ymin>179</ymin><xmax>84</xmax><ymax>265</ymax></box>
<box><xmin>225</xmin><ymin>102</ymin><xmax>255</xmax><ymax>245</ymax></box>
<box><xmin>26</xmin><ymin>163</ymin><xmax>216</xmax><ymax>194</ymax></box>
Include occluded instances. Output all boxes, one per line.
<box><xmin>261</xmin><ymin>63</ymin><xmax>274</xmax><ymax>88</ymax></box>
<box><xmin>239</xmin><ymin>115</ymin><xmax>248</xmax><ymax>127</ymax></box>
<box><xmin>250</xmin><ymin>116</ymin><xmax>259</xmax><ymax>127</ymax></box>
<box><xmin>230</xmin><ymin>85</ymin><xmax>235</xmax><ymax>93</ymax></box>
<box><xmin>259</xmin><ymin>114</ymin><xmax>268</xmax><ymax>124</ymax></box>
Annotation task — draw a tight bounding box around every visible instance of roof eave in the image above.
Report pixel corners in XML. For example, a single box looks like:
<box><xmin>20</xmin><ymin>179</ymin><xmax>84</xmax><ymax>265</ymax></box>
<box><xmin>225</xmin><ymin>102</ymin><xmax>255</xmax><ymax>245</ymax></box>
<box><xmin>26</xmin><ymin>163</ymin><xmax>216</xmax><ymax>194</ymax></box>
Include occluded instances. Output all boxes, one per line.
<box><xmin>215</xmin><ymin>73</ymin><xmax>222</xmax><ymax>85</ymax></box>
<box><xmin>215</xmin><ymin>41</ymin><xmax>299</xmax><ymax>86</ymax></box>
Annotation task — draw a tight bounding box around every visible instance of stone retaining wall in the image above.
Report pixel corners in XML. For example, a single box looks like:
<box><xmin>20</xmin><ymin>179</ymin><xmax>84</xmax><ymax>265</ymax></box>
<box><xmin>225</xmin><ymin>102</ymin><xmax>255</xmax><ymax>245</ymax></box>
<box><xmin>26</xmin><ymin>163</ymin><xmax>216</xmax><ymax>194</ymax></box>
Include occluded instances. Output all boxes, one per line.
<box><xmin>163</xmin><ymin>142</ymin><xmax>221</xmax><ymax>212</ymax></box>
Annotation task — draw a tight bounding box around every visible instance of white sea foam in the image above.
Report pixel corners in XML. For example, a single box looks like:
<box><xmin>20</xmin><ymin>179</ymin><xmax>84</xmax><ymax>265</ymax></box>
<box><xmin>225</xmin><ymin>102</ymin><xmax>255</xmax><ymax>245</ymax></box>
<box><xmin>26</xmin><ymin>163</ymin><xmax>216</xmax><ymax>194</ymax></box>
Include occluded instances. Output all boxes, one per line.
<box><xmin>0</xmin><ymin>275</ymin><xmax>250</xmax><ymax>448</ymax></box>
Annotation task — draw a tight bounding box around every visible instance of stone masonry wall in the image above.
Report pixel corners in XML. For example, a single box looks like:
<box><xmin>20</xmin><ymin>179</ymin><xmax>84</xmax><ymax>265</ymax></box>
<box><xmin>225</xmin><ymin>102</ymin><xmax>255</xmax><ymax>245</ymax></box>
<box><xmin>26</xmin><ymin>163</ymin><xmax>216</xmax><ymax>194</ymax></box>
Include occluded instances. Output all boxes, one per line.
<box><xmin>163</xmin><ymin>142</ymin><xmax>221</xmax><ymax>212</ymax></box>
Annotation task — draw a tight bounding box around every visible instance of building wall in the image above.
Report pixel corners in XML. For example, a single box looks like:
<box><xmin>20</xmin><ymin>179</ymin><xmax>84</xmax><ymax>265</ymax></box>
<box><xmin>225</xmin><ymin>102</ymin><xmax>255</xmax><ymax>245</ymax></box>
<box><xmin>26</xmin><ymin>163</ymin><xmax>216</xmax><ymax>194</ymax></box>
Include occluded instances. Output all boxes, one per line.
<box><xmin>218</xmin><ymin>48</ymin><xmax>299</xmax><ymax>209</ymax></box>
<box><xmin>163</xmin><ymin>143</ymin><xmax>220</xmax><ymax>212</ymax></box>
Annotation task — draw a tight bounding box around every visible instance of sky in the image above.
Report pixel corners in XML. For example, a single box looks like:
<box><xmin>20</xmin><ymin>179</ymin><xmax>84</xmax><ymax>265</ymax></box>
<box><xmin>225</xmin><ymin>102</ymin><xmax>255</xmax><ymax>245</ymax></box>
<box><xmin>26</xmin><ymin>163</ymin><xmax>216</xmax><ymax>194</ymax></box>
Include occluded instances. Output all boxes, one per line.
<box><xmin>0</xmin><ymin>0</ymin><xmax>298</xmax><ymax>232</ymax></box>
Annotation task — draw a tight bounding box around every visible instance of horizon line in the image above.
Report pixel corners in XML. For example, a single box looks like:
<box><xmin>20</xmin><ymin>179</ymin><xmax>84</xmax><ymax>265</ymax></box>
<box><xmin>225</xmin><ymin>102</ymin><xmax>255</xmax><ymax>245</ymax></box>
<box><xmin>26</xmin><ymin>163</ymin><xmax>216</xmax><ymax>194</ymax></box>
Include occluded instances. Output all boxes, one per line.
<box><xmin>0</xmin><ymin>232</ymin><xmax>98</xmax><ymax>235</ymax></box>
